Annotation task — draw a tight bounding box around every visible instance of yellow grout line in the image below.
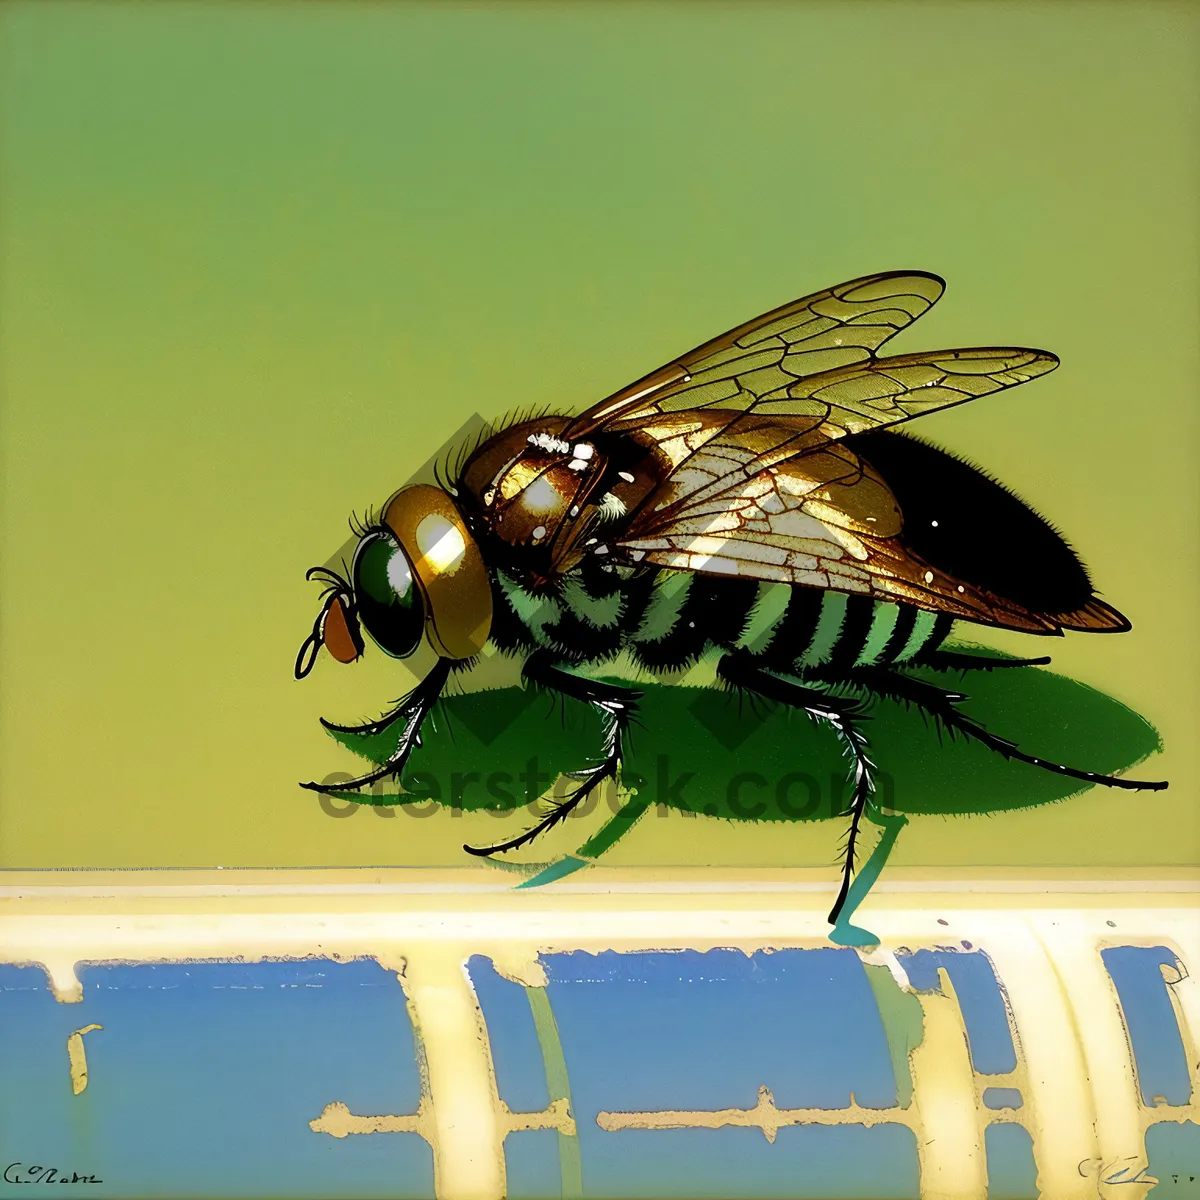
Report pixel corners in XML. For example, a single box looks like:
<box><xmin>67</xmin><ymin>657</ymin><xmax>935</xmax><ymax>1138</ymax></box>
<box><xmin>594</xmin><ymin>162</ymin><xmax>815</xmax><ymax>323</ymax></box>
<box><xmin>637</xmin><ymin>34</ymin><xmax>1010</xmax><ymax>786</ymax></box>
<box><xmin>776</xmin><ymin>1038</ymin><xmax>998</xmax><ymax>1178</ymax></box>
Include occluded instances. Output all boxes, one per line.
<box><xmin>909</xmin><ymin>969</ymin><xmax>988</xmax><ymax>1198</ymax></box>
<box><xmin>597</xmin><ymin>1084</ymin><xmax>914</xmax><ymax>1140</ymax></box>
<box><xmin>1</xmin><ymin>878</ymin><xmax>1196</xmax><ymax>899</ymax></box>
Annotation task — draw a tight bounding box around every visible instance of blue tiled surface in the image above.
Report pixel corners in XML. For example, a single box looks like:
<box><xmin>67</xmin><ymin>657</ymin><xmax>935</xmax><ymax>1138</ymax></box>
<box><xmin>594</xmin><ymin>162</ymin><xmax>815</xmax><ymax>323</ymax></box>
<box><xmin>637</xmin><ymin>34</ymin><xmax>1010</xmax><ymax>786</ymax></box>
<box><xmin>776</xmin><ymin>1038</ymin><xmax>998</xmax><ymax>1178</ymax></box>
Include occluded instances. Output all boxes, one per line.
<box><xmin>541</xmin><ymin>948</ymin><xmax>899</xmax><ymax>1111</ymax></box>
<box><xmin>470</xmin><ymin>947</ymin><xmax>926</xmax><ymax>1197</ymax></box>
<box><xmin>1146</xmin><ymin>1121</ymin><xmax>1200</xmax><ymax>1196</ymax></box>
<box><xmin>1102</xmin><ymin>947</ymin><xmax>1192</xmax><ymax>1107</ymax></box>
<box><xmin>468</xmin><ymin>954</ymin><xmax>550</xmax><ymax>1113</ymax></box>
<box><xmin>578</xmin><ymin>1124</ymin><xmax>919</xmax><ymax>1200</ymax></box>
<box><xmin>897</xmin><ymin>949</ymin><xmax>1017</xmax><ymax>1074</ymax></box>
<box><xmin>0</xmin><ymin>959</ymin><xmax>432</xmax><ymax>1199</ymax></box>
<box><xmin>540</xmin><ymin>949</ymin><xmax>918</xmax><ymax>1198</ymax></box>
<box><xmin>985</xmin><ymin>1122</ymin><xmax>1038</xmax><ymax>1199</ymax></box>
<box><xmin>503</xmin><ymin>1128</ymin><xmax>563</xmax><ymax>1200</ymax></box>
<box><xmin>5</xmin><ymin>942</ymin><xmax>1195</xmax><ymax>1199</ymax></box>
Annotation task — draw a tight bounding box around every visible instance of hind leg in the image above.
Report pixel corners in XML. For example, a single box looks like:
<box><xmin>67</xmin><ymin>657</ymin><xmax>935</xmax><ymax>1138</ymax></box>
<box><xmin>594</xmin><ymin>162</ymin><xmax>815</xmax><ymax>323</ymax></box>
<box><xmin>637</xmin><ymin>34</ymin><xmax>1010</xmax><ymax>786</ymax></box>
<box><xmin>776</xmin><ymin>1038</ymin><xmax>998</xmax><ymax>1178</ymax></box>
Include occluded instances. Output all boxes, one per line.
<box><xmin>852</xmin><ymin>667</ymin><xmax>1167</xmax><ymax>791</ymax></box>
<box><xmin>718</xmin><ymin>653</ymin><xmax>878</xmax><ymax>925</ymax></box>
<box><xmin>918</xmin><ymin>648</ymin><xmax>1052</xmax><ymax>672</ymax></box>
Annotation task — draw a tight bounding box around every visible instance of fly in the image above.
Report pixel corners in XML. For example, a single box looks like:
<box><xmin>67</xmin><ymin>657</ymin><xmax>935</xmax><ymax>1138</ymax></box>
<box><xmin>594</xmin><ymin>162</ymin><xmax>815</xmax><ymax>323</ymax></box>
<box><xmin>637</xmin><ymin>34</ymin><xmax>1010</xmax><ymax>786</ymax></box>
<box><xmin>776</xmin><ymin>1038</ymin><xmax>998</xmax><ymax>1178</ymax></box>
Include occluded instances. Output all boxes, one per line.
<box><xmin>294</xmin><ymin>270</ymin><xmax>1167</xmax><ymax>927</ymax></box>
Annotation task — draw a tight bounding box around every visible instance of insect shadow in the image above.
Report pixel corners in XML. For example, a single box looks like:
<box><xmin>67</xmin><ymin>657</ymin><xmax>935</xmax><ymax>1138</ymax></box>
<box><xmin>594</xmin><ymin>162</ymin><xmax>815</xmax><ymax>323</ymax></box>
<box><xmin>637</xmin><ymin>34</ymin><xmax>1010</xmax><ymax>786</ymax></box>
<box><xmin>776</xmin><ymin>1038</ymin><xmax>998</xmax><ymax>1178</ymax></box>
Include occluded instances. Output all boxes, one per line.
<box><xmin>315</xmin><ymin>648</ymin><xmax>1162</xmax><ymax>942</ymax></box>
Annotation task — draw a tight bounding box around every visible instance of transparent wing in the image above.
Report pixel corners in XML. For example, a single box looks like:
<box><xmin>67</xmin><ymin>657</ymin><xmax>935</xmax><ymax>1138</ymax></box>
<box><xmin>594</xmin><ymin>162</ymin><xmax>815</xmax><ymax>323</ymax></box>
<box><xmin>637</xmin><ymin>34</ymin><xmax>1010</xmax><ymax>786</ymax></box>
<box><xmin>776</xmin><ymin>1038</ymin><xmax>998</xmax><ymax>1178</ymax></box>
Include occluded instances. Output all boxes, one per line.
<box><xmin>563</xmin><ymin>270</ymin><xmax>947</xmax><ymax>436</ymax></box>
<box><xmin>621</xmin><ymin>348</ymin><xmax>1058</xmax><ymax>525</ymax></box>
<box><xmin>617</xmin><ymin>446</ymin><xmax>1065</xmax><ymax>633</ymax></box>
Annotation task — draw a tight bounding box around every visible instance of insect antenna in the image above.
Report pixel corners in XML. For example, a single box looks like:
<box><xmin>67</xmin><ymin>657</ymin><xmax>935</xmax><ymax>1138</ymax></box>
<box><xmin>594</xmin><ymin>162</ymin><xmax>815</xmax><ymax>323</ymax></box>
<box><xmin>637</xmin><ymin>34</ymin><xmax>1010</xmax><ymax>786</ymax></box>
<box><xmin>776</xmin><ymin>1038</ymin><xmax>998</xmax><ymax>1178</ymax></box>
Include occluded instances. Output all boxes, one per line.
<box><xmin>305</xmin><ymin>565</ymin><xmax>353</xmax><ymax>596</ymax></box>
<box><xmin>295</xmin><ymin>623</ymin><xmax>323</xmax><ymax>680</ymax></box>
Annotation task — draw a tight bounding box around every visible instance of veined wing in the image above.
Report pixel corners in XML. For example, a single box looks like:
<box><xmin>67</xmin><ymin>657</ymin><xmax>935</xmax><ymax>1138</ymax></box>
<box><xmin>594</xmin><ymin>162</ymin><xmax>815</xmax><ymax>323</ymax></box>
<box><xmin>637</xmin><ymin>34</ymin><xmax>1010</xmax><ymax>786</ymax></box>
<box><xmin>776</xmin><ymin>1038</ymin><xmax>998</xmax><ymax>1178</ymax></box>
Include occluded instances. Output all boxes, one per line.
<box><xmin>621</xmin><ymin>348</ymin><xmax>1058</xmax><ymax>524</ymax></box>
<box><xmin>563</xmin><ymin>270</ymin><xmax>947</xmax><ymax>436</ymax></box>
<box><xmin>615</xmin><ymin>442</ymin><xmax>1069</xmax><ymax>634</ymax></box>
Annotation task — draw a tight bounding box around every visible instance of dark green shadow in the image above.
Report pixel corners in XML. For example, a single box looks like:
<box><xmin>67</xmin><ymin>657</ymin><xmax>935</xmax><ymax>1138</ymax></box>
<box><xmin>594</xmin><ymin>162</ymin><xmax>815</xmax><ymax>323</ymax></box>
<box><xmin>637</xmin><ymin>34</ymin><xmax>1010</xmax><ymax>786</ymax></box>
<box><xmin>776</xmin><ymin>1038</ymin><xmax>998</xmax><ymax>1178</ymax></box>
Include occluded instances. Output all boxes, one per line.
<box><xmin>311</xmin><ymin>650</ymin><xmax>1164</xmax><ymax>940</ymax></box>
<box><xmin>317</xmin><ymin>650</ymin><xmax>1164</xmax><ymax>824</ymax></box>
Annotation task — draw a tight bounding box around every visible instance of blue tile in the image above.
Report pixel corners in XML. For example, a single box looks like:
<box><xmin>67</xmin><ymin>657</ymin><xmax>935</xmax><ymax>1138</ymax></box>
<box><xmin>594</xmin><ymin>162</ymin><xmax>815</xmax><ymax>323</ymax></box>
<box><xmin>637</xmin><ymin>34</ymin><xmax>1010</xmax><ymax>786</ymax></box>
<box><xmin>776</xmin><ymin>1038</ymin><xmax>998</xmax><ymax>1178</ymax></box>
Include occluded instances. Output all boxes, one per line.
<box><xmin>985</xmin><ymin>1122</ymin><xmax>1038</xmax><ymax>1199</ymax></box>
<box><xmin>539</xmin><ymin>948</ymin><xmax>912</xmax><ymax>1197</ymax></box>
<box><xmin>982</xmin><ymin>1087</ymin><xmax>1023</xmax><ymax>1110</ymax></box>
<box><xmin>504</xmin><ymin>1128</ymin><xmax>563</xmax><ymax>1199</ymax></box>
<box><xmin>467</xmin><ymin>954</ymin><xmax>550</xmax><ymax>1113</ymax></box>
<box><xmin>582</xmin><ymin>1124</ymin><xmax>919</xmax><ymax>1200</ymax></box>
<box><xmin>897</xmin><ymin>950</ymin><xmax>1017</xmax><ymax>1074</ymax></box>
<box><xmin>1102</xmin><ymin>947</ymin><xmax>1192</xmax><ymax>1107</ymax></box>
<box><xmin>0</xmin><ymin>959</ymin><xmax>432</xmax><ymax>1199</ymax></box>
<box><xmin>542</xmin><ymin>949</ymin><xmax>897</xmax><ymax>1112</ymax></box>
<box><xmin>1146</xmin><ymin>1121</ymin><xmax>1200</xmax><ymax>1196</ymax></box>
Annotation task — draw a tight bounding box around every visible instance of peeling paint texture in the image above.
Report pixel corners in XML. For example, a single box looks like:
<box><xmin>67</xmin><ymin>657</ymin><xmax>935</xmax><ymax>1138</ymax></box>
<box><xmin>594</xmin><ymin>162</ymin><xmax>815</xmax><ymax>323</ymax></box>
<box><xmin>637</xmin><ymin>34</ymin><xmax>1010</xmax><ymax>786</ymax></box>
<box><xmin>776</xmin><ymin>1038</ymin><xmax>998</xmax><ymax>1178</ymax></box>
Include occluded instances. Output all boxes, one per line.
<box><xmin>0</xmin><ymin>869</ymin><xmax>1196</xmax><ymax>1198</ymax></box>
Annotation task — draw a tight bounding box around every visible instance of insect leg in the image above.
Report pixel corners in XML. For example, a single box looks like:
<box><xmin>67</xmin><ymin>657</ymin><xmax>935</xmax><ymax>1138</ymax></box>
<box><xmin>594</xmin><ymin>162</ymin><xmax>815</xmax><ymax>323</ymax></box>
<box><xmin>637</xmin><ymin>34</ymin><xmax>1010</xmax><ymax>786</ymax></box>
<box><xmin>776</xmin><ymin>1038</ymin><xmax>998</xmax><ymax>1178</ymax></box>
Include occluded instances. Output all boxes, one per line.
<box><xmin>917</xmin><ymin>648</ymin><xmax>1052</xmax><ymax>672</ymax></box>
<box><xmin>717</xmin><ymin>653</ymin><xmax>877</xmax><ymax>926</ymax></box>
<box><xmin>854</xmin><ymin>667</ymin><xmax>1168</xmax><ymax>791</ymax></box>
<box><xmin>299</xmin><ymin>658</ymin><xmax>454</xmax><ymax>793</ymax></box>
<box><xmin>463</xmin><ymin>650</ymin><xmax>641</xmax><ymax>856</ymax></box>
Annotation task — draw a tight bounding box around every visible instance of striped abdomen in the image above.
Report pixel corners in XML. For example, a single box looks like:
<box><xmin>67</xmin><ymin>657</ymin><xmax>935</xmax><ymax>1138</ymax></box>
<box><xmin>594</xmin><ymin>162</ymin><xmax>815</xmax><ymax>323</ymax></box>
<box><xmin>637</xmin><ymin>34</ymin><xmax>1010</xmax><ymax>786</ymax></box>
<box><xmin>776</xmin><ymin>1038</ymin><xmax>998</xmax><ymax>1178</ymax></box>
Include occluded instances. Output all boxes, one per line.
<box><xmin>628</xmin><ymin>572</ymin><xmax>952</xmax><ymax>673</ymax></box>
<box><xmin>490</xmin><ymin>566</ymin><xmax>952</xmax><ymax>672</ymax></box>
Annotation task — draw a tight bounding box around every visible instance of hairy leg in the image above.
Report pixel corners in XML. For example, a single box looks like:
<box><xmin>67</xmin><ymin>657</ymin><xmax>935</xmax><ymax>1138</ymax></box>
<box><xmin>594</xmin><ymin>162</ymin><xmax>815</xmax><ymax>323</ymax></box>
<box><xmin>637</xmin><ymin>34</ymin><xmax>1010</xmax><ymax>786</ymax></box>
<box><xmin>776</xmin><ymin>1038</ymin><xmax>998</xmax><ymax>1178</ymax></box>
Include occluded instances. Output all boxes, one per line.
<box><xmin>918</xmin><ymin>648</ymin><xmax>1052</xmax><ymax>672</ymax></box>
<box><xmin>852</xmin><ymin>666</ymin><xmax>1167</xmax><ymax>791</ymax></box>
<box><xmin>463</xmin><ymin>650</ymin><xmax>641</xmax><ymax>856</ymax></box>
<box><xmin>300</xmin><ymin>657</ymin><xmax>454</xmax><ymax>793</ymax></box>
<box><xmin>718</xmin><ymin>652</ymin><xmax>877</xmax><ymax>925</ymax></box>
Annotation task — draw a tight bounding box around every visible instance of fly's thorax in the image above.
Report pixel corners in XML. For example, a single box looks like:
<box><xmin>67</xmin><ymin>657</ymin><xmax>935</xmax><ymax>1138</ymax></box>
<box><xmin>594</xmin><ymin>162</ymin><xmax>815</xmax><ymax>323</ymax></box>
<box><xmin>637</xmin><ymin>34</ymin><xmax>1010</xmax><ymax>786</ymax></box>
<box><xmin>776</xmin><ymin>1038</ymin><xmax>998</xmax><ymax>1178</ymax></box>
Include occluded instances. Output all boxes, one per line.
<box><xmin>377</xmin><ymin>485</ymin><xmax>493</xmax><ymax>660</ymax></box>
<box><xmin>459</xmin><ymin>417</ymin><xmax>662</xmax><ymax>580</ymax></box>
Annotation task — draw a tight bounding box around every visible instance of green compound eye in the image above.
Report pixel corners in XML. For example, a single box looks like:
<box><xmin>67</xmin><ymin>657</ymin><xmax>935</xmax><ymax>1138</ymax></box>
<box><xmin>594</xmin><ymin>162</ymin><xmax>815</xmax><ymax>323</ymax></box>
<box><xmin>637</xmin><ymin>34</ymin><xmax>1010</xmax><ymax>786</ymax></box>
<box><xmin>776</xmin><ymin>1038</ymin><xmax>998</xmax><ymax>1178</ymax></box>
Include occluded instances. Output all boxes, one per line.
<box><xmin>352</xmin><ymin>532</ymin><xmax>425</xmax><ymax>658</ymax></box>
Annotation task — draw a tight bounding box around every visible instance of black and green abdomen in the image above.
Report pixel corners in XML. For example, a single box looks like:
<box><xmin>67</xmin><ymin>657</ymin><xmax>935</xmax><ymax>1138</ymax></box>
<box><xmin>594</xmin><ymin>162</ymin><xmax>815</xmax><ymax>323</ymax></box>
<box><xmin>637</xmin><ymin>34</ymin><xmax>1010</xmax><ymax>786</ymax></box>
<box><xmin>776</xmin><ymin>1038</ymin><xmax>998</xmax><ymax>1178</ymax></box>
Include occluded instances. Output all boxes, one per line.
<box><xmin>628</xmin><ymin>574</ymin><xmax>951</xmax><ymax>673</ymax></box>
<box><xmin>488</xmin><ymin>562</ymin><xmax>951</xmax><ymax>674</ymax></box>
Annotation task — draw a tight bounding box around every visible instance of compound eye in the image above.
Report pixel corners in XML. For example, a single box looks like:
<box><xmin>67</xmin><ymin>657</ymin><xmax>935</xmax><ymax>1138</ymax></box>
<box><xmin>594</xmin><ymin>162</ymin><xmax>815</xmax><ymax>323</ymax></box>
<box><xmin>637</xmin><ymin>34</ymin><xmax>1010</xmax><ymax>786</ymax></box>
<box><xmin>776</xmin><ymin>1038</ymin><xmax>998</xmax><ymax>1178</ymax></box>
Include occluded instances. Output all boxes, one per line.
<box><xmin>352</xmin><ymin>532</ymin><xmax>425</xmax><ymax>658</ymax></box>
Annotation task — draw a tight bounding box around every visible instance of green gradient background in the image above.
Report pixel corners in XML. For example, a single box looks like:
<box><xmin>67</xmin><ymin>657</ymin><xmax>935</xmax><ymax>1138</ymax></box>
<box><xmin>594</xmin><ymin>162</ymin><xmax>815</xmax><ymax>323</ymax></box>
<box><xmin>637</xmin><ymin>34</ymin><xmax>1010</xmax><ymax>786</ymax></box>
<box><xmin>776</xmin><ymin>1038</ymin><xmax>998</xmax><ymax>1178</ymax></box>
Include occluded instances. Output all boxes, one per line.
<box><xmin>0</xmin><ymin>1</ymin><xmax>1195</xmax><ymax>869</ymax></box>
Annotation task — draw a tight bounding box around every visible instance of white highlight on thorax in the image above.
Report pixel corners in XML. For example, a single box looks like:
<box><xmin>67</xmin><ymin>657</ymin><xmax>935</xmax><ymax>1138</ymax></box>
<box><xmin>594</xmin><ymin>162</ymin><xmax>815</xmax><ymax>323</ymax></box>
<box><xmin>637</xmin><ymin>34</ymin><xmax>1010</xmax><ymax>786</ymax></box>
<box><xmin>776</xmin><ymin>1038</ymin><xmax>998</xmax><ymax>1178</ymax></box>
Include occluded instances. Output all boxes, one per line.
<box><xmin>527</xmin><ymin>432</ymin><xmax>570</xmax><ymax>454</ymax></box>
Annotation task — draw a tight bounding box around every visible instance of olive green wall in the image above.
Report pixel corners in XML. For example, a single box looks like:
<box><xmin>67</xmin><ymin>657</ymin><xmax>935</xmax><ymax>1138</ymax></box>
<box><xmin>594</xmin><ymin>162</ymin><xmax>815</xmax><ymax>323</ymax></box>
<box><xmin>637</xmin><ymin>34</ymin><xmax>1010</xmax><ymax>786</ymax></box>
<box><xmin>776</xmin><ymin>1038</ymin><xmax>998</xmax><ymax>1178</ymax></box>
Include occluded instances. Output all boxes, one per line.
<box><xmin>1</xmin><ymin>1</ymin><xmax>1195</xmax><ymax>869</ymax></box>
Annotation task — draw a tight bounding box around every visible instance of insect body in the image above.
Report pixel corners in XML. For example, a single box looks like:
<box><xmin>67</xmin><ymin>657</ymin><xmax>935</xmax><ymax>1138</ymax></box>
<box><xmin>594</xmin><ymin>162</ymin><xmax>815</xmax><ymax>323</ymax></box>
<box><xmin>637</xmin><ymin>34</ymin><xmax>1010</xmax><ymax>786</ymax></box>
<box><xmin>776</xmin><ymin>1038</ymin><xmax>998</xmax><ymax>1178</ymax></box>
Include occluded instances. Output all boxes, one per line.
<box><xmin>295</xmin><ymin>271</ymin><xmax>1166</xmax><ymax>926</ymax></box>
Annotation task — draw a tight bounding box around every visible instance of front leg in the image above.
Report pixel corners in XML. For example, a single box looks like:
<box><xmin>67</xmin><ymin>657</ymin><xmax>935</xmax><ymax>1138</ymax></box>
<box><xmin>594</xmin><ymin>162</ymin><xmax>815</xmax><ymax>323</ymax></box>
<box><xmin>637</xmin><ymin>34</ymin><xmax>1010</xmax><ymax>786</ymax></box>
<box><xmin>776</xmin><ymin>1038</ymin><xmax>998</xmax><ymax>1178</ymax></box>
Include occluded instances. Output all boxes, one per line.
<box><xmin>463</xmin><ymin>649</ymin><xmax>641</xmax><ymax>856</ymax></box>
<box><xmin>300</xmin><ymin>657</ymin><xmax>453</xmax><ymax>794</ymax></box>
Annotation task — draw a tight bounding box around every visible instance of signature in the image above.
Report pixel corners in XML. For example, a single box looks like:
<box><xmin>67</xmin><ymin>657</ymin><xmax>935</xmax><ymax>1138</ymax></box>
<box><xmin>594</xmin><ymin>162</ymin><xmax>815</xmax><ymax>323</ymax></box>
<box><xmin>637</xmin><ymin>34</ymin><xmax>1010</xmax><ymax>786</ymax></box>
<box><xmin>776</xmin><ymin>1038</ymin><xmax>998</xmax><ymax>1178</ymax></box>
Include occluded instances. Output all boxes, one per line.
<box><xmin>3</xmin><ymin>1164</ymin><xmax>103</xmax><ymax>1186</ymax></box>
<box><xmin>1099</xmin><ymin>1163</ymin><xmax>1158</xmax><ymax>1186</ymax></box>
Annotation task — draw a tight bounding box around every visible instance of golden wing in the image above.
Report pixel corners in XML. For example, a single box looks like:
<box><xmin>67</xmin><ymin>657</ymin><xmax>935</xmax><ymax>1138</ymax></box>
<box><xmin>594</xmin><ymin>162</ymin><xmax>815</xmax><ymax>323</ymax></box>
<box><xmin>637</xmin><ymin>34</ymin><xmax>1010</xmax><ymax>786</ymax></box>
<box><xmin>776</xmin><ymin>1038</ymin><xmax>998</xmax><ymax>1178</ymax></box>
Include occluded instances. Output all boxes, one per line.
<box><xmin>560</xmin><ymin>270</ymin><xmax>1082</xmax><ymax>631</ymax></box>
<box><xmin>562</xmin><ymin>270</ymin><xmax>1056</xmax><ymax>525</ymax></box>
<box><xmin>562</xmin><ymin>270</ymin><xmax>948</xmax><ymax>436</ymax></box>
<box><xmin>614</xmin><ymin>441</ymin><xmax>1070</xmax><ymax>633</ymax></box>
<box><xmin>618</xmin><ymin>347</ymin><xmax>1059</xmax><ymax>524</ymax></box>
